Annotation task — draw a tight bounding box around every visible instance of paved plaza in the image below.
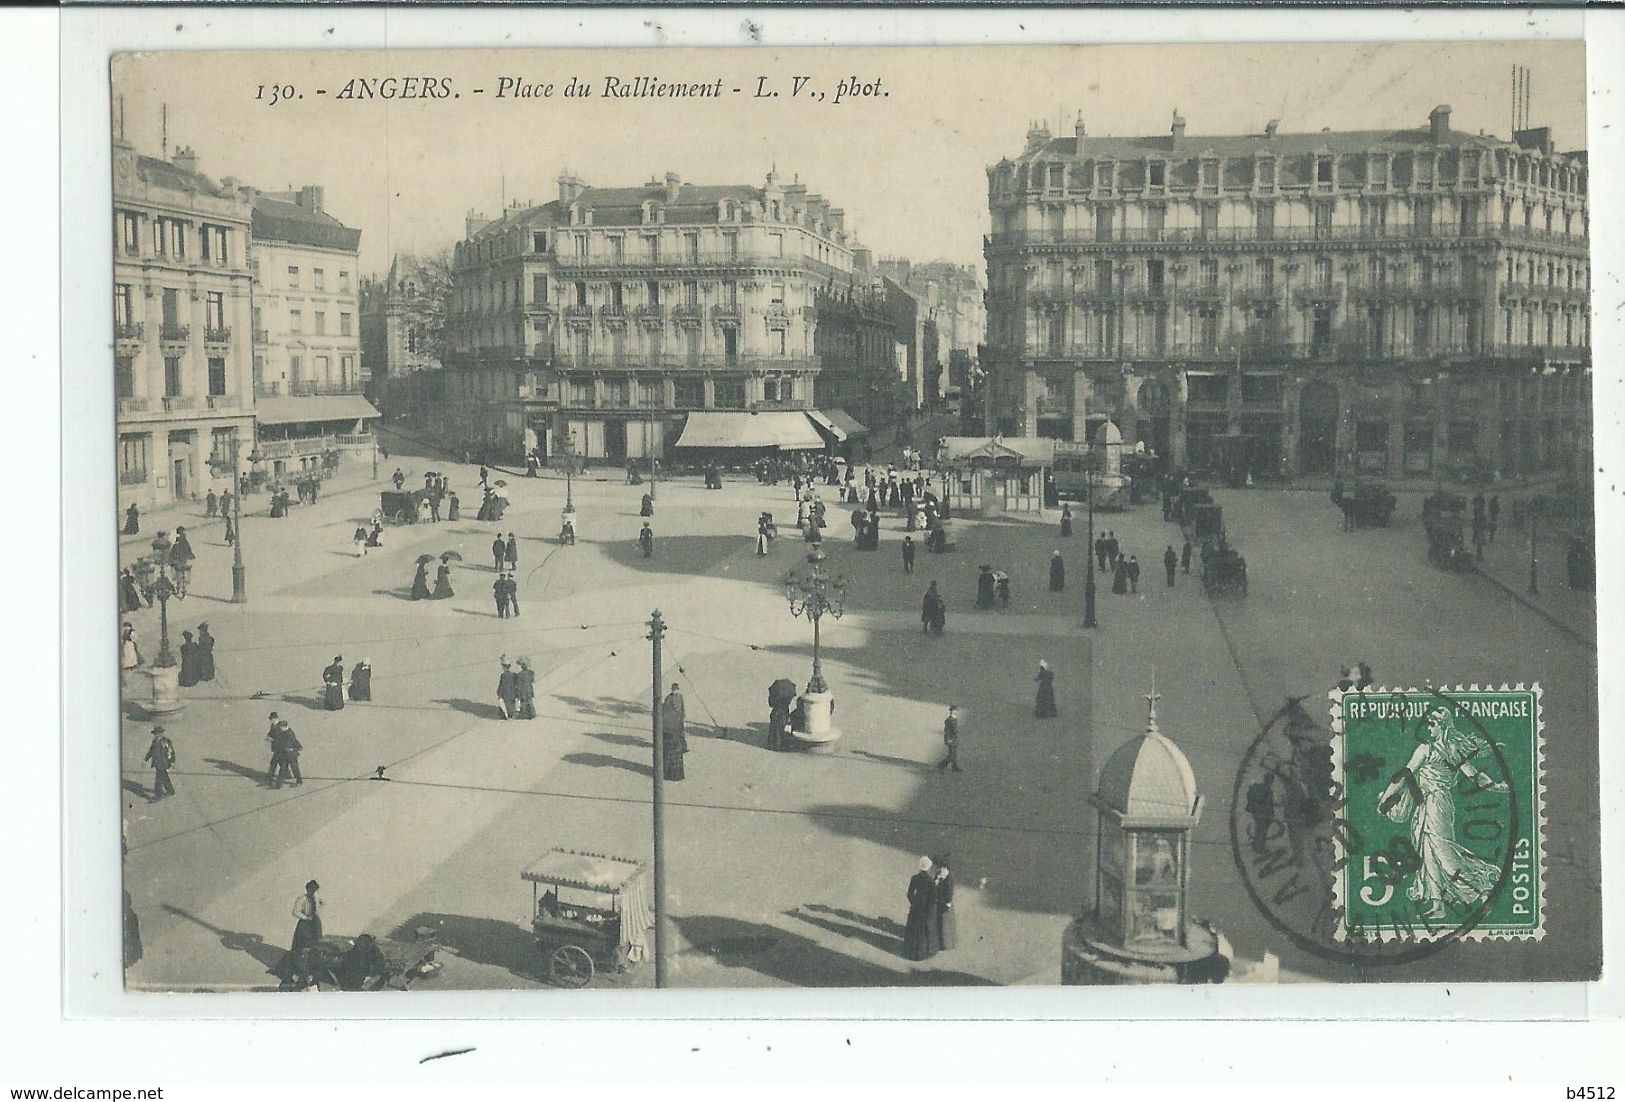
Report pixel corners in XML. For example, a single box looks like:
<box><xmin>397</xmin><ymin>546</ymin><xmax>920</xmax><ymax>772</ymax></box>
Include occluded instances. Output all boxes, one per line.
<box><xmin>118</xmin><ymin>449</ymin><xmax>1601</xmax><ymax>989</ymax></box>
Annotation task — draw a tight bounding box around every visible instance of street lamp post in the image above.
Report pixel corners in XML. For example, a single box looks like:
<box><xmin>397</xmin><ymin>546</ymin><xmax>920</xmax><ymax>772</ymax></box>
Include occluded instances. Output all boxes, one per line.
<box><xmin>230</xmin><ymin>442</ymin><xmax>262</xmax><ymax>604</ymax></box>
<box><xmin>1083</xmin><ymin>466</ymin><xmax>1098</xmax><ymax>629</ymax></box>
<box><xmin>141</xmin><ymin>532</ymin><xmax>184</xmax><ymax>716</ymax></box>
<box><xmin>783</xmin><ymin>548</ymin><xmax>848</xmax><ymax>751</ymax></box>
<box><xmin>563</xmin><ymin>430</ymin><xmax>577</xmax><ymax>511</ymax></box>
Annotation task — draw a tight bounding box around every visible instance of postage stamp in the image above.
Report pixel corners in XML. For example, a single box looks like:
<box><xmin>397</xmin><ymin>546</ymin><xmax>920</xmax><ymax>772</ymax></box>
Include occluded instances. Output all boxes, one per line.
<box><xmin>1329</xmin><ymin>686</ymin><xmax>1546</xmax><ymax>942</ymax></box>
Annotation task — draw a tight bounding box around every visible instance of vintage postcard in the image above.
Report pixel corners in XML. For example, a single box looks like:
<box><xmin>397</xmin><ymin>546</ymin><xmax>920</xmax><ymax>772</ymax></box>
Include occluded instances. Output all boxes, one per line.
<box><xmin>108</xmin><ymin>42</ymin><xmax>1600</xmax><ymax>993</ymax></box>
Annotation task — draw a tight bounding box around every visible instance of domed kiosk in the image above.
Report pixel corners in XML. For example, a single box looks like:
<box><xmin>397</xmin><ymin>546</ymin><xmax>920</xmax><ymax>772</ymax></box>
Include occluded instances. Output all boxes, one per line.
<box><xmin>1061</xmin><ymin>685</ymin><xmax>1230</xmax><ymax>984</ymax></box>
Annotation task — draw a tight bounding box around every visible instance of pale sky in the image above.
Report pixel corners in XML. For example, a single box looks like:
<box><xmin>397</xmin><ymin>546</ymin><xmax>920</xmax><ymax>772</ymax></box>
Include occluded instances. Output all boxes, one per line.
<box><xmin>113</xmin><ymin>42</ymin><xmax>1585</xmax><ymax>277</ymax></box>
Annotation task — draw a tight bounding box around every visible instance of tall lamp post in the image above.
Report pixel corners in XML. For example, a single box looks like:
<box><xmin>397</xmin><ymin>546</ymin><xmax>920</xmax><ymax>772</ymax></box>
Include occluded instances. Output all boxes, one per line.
<box><xmin>230</xmin><ymin>441</ymin><xmax>263</xmax><ymax>604</ymax></box>
<box><xmin>563</xmin><ymin>429</ymin><xmax>577</xmax><ymax>511</ymax></box>
<box><xmin>1083</xmin><ymin>463</ymin><xmax>1099</xmax><ymax>629</ymax></box>
<box><xmin>782</xmin><ymin>547</ymin><xmax>848</xmax><ymax>752</ymax></box>
<box><xmin>142</xmin><ymin>531</ymin><xmax>184</xmax><ymax>715</ymax></box>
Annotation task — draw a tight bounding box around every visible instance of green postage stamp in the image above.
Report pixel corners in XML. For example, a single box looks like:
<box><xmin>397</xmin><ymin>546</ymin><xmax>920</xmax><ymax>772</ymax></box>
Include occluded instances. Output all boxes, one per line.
<box><xmin>1330</xmin><ymin>685</ymin><xmax>1546</xmax><ymax>941</ymax></box>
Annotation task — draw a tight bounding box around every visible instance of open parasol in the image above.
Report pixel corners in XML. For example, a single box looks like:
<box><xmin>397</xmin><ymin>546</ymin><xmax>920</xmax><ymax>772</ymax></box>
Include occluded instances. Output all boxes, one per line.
<box><xmin>440</xmin><ymin>550</ymin><xmax>464</xmax><ymax>562</ymax></box>
<box><xmin>416</xmin><ymin>554</ymin><xmax>437</xmax><ymax>565</ymax></box>
<box><xmin>493</xmin><ymin>479</ymin><xmax>508</xmax><ymax>488</ymax></box>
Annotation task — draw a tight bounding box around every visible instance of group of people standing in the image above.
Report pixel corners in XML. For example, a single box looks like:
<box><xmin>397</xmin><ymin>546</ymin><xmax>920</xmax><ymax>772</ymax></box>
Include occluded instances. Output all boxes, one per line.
<box><xmin>176</xmin><ymin>622</ymin><xmax>217</xmax><ymax>687</ymax></box>
<box><xmin>409</xmin><ymin>556</ymin><xmax>457</xmax><ymax>600</ymax></box>
<box><xmin>1091</xmin><ymin>531</ymin><xmax>1142</xmax><ymax>594</ymax></box>
<box><xmin>902</xmin><ymin>854</ymin><xmax>957</xmax><ymax>961</ymax></box>
<box><xmin>321</xmin><ymin>655</ymin><xmax>371</xmax><ymax>710</ymax></box>
<box><xmin>496</xmin><ymin>656</ymin><xmax>538</xmax><ymax>719</ymax></box>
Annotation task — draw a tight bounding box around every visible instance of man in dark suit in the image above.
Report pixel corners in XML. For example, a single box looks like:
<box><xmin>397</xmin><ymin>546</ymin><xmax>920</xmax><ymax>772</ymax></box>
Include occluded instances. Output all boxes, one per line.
<box><xmin>503</xmin><ymin>573</ymin><xmax>521</xmax><ymax>617</ymax></box>
<box><xmin>491</xmin><ymin>536</ymin><xmax>506</xmax><ymax>573</ymax></box>
<box><xmin>493</xmin><ymin>575</ymin><xmax>509</xmax><ymax>618</ymax></box>
<box><xmin>938</xmin><ymin>706</ymin><xmax>962</xmax><ymax>772</ymax></box>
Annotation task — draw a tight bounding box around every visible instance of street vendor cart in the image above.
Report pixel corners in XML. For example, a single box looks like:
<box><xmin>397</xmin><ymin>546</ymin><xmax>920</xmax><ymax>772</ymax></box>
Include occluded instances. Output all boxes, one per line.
<box><xmin>524</xmin><ymin>849</ymin><xmax>652</xmax><ymax>987</ymax></box>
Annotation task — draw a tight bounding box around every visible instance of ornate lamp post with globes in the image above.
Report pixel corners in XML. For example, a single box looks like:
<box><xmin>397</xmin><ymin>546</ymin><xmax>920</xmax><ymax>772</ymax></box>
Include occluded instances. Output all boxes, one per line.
<box><xmin>782</xmin><ymin>547</ymin><xmax>848</xmax><ymax>752</ymax></box>
<box><xmin>142</xmin><ymin>531</ymin><xmax>183</xmax><ymax>715</ymax></box>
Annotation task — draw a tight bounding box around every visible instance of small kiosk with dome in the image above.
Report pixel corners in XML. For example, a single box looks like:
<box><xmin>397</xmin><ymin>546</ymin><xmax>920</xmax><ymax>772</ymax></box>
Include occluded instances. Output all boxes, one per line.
<box><xmin>1062</xmin><ymin>686</ymin><xmax>1230</xmax><ymax>984</ymax></box>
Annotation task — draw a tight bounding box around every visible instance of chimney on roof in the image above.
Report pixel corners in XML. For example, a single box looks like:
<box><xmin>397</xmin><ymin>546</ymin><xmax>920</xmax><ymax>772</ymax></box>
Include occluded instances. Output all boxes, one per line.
<box><xmin>557</xmin><ymin>173</ymin><xmax>585</xmax><ymax>205</ymax></box>
<box><xmin>1429</xmin><ymin>104</ymin><xmax>1452</xmax><ymax>143</ymax></box>
<box><xmin>295</xmin><ymin>185</ymin><xmax>325</xmax><ymax>214</ymax></box>
<box><xmin>664</xmin><ymin>172</ymin><xmax>681</xmax><ymax>202</ymax></box>
<box><xmin>172</xmin><ymin>146</ymin><xmax>199</xmax><ymax>176</ymax></box>
<box><xmin>1265</xmin><ymin>119</ymin><xmax>1279</xmax><ymax>140</ymax></box>
<box><xmin>1170</xmin><ymin>109</ymin><xmax>1187</xmax><ymax>147</ymax></box>
<box><xmin>1074</xmin><ymin>112</ymin><xmax>1086</xmax><ymax>140</ymax></box>
<box><xmin>465</xmin><ymin>209</ymin><xmax>488</xmax><ymax>239</ymax></box>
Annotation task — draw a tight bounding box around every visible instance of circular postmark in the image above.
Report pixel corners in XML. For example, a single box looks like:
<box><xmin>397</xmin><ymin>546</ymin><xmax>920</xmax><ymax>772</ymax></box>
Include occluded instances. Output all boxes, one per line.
<box><xmin>1229</xmin><ymin>686</ymin><xmax>1524</xmax><ymax>968</ymax></box>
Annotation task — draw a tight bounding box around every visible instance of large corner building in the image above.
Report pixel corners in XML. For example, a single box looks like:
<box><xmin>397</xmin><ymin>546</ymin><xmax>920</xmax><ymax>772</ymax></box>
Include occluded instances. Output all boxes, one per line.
<box><xmin>984</xmin><ymin>107</ymin><xmax>1590</xmax><ymax>481</ymax></box>
<box><xmin>444</xmin><ymin>169</ymin><xmax>867</xmax><ymax>461</ymax></box>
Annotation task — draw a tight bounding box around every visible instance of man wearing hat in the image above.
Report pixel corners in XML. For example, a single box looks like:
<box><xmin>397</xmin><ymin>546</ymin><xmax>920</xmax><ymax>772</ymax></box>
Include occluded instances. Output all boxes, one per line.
<box><xmin>268</xmin><ymin>719</ymin><xmax>303</xmax><ymax>788</ymax></box>
<box><xmin>143</xmin><ymin>726</ymin><xmax>176</xmax><ymax>800</ymax></box>
<box><xmin>322</xmin><ymin>656</ymin><xmax>345</xmax><ymax>711</ymax></box>
<box><xmin>661</xmin><ymin>682</ymin><xmax>687</xmax><ymax>780</ymax></box>
<box><xmin>497</xmin><ymin>657</ymin><xmax>518</xmax><ymax>720</ymax></box>
<box><xmin>938</xmin><ymin>705</ymin><xmax>962</xmax><ymax>773</ymax></box>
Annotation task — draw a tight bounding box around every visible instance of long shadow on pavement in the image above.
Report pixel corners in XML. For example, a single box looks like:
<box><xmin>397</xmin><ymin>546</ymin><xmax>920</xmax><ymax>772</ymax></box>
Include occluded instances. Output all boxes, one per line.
<box><xmin>562</xmin><ymin>750</ymin><xmax>652</xmax><ymax>778</ymax></box>
<box><xmin>434</xmin><ymin>697</ymin><xmax>506</xmax><ymax>721</ymax></box>
<box><xmin>204</xmin><ymin>756</ymin><xmax>274</xmax><ymax>788</ymax></box>
<box><xmin>788</xmin><ymin>904</ymin><xmax>906</xmax><ymax>955</ymax></box>
<box><xmin>388</xmin><ymin>912</ymin><xmax>544</xmax><ymax>984</ymax></box>
<box><xmin>160</xmin><ymin>904</ymin><xmax>286</xmax><ymax>973</ymax></box>
<box><xmin>672</xmin><ymin>914</ymin><xmax>993</xmax><ymax>987</ymax></box>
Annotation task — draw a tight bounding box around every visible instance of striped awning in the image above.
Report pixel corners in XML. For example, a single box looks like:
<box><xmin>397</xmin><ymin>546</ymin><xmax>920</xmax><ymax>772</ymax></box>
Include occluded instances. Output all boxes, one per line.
<box><xmin>673</xmin><ymin>411</ymin><xmax>826</xmax><ymax>450</ymax></box>
<box><xmin>805</xmin><ymin>410</ymin><xmax>845</xmax><ymax>442</ymax></box>
<box><xmin>255</xmin><ymin>395</ymin><xmax>381</xmax><ymax>426</ymax></box>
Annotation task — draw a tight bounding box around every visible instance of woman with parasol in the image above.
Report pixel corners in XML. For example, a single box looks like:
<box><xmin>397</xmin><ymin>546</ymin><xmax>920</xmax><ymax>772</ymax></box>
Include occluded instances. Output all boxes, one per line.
<box><xmin>432</xmin><ymin>553</ymin><xmax>459</xmax><ymax>599</ymax></box>
<box><xmin>514</xmin><ymin>657</ymin><xmax>537</xmax><ymax>719</ymax></box>
<box><xmin>409</xmin><ymin>556</ymin><xmax>434</xmax><ymax>600</ymax></box>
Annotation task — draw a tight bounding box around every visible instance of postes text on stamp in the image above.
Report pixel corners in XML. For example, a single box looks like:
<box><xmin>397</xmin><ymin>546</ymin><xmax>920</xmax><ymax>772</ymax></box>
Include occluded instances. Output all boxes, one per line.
<box><xmin>1330</xmin><ymin>686</ymin><xmax>1545</xmax><ymax>942</ymax></box>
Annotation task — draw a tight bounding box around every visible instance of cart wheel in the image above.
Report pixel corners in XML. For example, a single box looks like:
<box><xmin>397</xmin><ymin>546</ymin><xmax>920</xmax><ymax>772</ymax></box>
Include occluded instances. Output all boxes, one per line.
<box><xmin>549</xmin><ymin>944</ymin><xmax>594</xmax><ymax>988</ymax></box>
<box><xmin>393</xmin><ymin>509</ymin><xmax>410</xmax><ymax>525</ymax></box>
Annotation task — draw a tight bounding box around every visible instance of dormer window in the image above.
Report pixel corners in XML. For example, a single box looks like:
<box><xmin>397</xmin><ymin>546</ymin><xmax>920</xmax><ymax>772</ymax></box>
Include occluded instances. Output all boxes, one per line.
<box><xmin>1095</xmin><ymin>163</ymin><xmax>1113</xmax><ymax>190</ymax></box>
<box><xmin>1148</xmin><ymin>162</ymin><xmax>1166</xmax><ymax>188</ymax></box>
<box><xmin>568</xmin><ymin>203</ymin><xmax>582</xmax><ymax>226</ymax></box>
<box><xmin>1316</xmin><ymin>156</ymin><xmax>1333</xmax><ymax>185</ymax></box>
<box><xmin>532</xmin><ymin>231</ymin><xmax>549</xmax><ymax>253</ymax></box>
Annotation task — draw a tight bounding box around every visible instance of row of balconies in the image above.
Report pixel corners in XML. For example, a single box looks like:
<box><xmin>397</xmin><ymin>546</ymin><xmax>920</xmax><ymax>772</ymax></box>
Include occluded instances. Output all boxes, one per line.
<box><xmin>986</xmin><ymin>222</ymin><xmax>1586</xmax><ymax>249</ymax></box>
<box><xmin>552</xmin><ymin>354</ymin><xmax>820</xmax><ymax>373</ymax></box>
<box><xmin>116</xmin><ymin>393</ymin><xmax>245</xmax><ymax>415</ymax></box>
<box><xmin>255</xmin><ymin>381</ymin><xmax>366</xmax><ymax>397</ymax></box>
<box><xmin>1010</xmin><ymin>338</ymin><xmax>1590</xmax><ymax>364</ymax></box>
<box><xmin>1020</xmin><ymin>285</ymin><xmax>1495</xmax><ymax>309</ymax></box>
<box><xmin>118</xmin><ymin>323</ymin><xmax>236</xmax><ymax>345</ymax></box>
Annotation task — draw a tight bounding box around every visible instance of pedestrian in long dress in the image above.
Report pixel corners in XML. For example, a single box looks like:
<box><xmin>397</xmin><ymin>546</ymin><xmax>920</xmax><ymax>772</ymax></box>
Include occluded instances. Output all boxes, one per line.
<box><xmin>933</xmin><ymin>857</ymin><xmax>958</xmax><ymax>952</ymax></box>
<box><xmin>223</xmin><ymin>515</ymin><xmax>236</xmax><ymax>545</ymax></box>
<box><xmin>123</xmin><ymin>504</ymin><xmax>140</xmax><ymax>536</ymax></box>
<box><xmin>417</xmin><ymin>498</ymin><xmax>432</xmax><ymax>525</ymax></box>
<box><xmin>120</xmin><ymin>623</ymin><xmax>142</xmax><ymax>678</ymax></box>
<box><xmin>322</xmin><ymin>656</ymin><xmax>345</xmax><ymax>710</ymax></box>
<box><xmin>410</xmin><ymin>562</ymin><xmax>431</xmax><ymax>600</ymax></box>
<box><xmin>975</xmin><ymin>565</ymin><xmax>996</xmax><ymax>610</ymax></box>
<box><xmin>348</xmin><ymin>659</ymin><xmax>371</xmax><ymax>702</ymax></box>
<box><xmin>921</xmin><ymin>582</ymin><xmax>945</xmax><ymax>635</ymax></box>
<box><xmin>353</xmin><ymin>526</ymin><xmax>368</xmax><ymax>557</ymax></box>
<box><xmin>177</xmin><ymin>631</ymin><xmax>201</xmax><ymax>687</ymax></box>
<box><xmin>119</xmin><ymin>569</ymin><xmax>142</xmax><ymax>614</ymax></box>
<box><xmin>1060</xmin><ymin>504</ymin><xmax>1073</xmax><ymax>538</ymax></box>
<box><xmin>515</xmin><ymin>658</ymin><xmax>538</xmax><ymax>719</ymax></box>
<box><xmin>1181</xmin><ymin>538</ymin><xmax>1193</xmax><ymax>575</ymax></box>
<box><xmin>497</xmin><ymin>658</ymin><xmax>518</xmax><ymax>719</ymax></box>
<box><xmin>1034</xmin><ymin>660</ymin><xmax>1058</xmax><ymax>718</ymax></box>
<box><xmin>638</xmin><ymin>522</ymin><xmax>654</xmax><ymax>559</ymax></box>
<box><xmin>1112</xmin><ymin>556</ymin><xmax>1129</xmax><ymax>594</ymax></box>
<box><xmin>504</xmin><ymin>533</ymin><xmax>519</xmax><ymax>572</ymax></box>
<box><xmin>1164</xmin><ymin>546</ymin><xmax>1178</xmax><ymax>587</ymax></box>
<box><xmin>903</xmin><ymin>857</ymin><xmax>938</xmax><ymax>961</ymax></box>
<box><xmin>661</xmin><ymin>683</ymin><xmax>687</xmax><ymax>780</ymax></box>
<box><xmin>432</xmin><ymin>562</ymin><xmax>455</xmax><ymax>599</ymax></box>
<box><xmin>447</xmin><ymin>492</ymin><xmax>461</xmax><ymax>521</ymax></box>
<box><xmin>1049</xmin><ymin>550</ymin><xmax>1066</xmax><ymax>592</ymax></box>
<box><xmin>284</xmin><ymin>881</ymin><xmax>323</xmax><ymax>982</ymax></box>
<box><xmin>641</xmin><ymin>493</ymin><xmax>655</xmax><ymax>518</ymax></box>
<box><xmin>205</xmin><ymin>490</ymin><xmax>218</xmax><ymax>519</ymax></box>
<box><xmin>143</xmin><ymin>726</ymin><xmax>175</xmax><ymax>800</ymax></box>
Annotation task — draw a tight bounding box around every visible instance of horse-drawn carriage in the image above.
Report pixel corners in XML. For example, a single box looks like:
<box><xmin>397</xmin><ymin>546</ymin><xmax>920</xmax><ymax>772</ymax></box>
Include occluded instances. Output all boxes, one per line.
<box><xmin>1183</xmin><ymin>499</ymin><xmax>1225</xmax><ymax>550</ymax></box>
<box><xmin>380</xmin><ymin>488</ymin><xmax>429</xmax><ymax>525</ymax></box>
<box><xmin>1422</xmin><ymin>491</ymin><xmax>1474</xmax><ymax>571</ymax></box>
<box><xmin>1201</xmin><ymin>542</ymin><xmax>1249</xmax><ymax>597</ymax></box>
<box><xmin>525</xmin><ymin>849</ymin><xmax>652</xmax><ymax>988</ymax></box>
<box><xmin>1339</xmin><ymin>481</ymin><xmax>1397</xmax><ymax>528</ymax></box>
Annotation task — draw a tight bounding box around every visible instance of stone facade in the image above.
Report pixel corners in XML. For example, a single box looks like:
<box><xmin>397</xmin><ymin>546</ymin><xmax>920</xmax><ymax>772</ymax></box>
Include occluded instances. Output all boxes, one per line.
<box><xmin>443</xmin><ymin>170</ymin><xmax>857</xmax><ymax>462</ymax></box>
<box><xmin>360</xmin><ymin>251</ymin><xmax>446</xmax><ymax>415</ymax></box>
<box><xmin>114</xmin><ymin>141</ymin><xmax>256</xmax><ymax>510</ymax></box>
<box><xmin>984</xmin><ymin>107</ymin><xmax>1591</xmax><ymax>482</ymax></box>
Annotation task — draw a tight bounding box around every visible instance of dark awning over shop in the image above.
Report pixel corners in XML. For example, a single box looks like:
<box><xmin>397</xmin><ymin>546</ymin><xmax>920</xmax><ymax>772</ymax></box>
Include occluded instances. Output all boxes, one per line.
<box><xmin>255</xmin><ymin>395</ymin><xmax>381</xmax><ymax>427</ymax></box>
